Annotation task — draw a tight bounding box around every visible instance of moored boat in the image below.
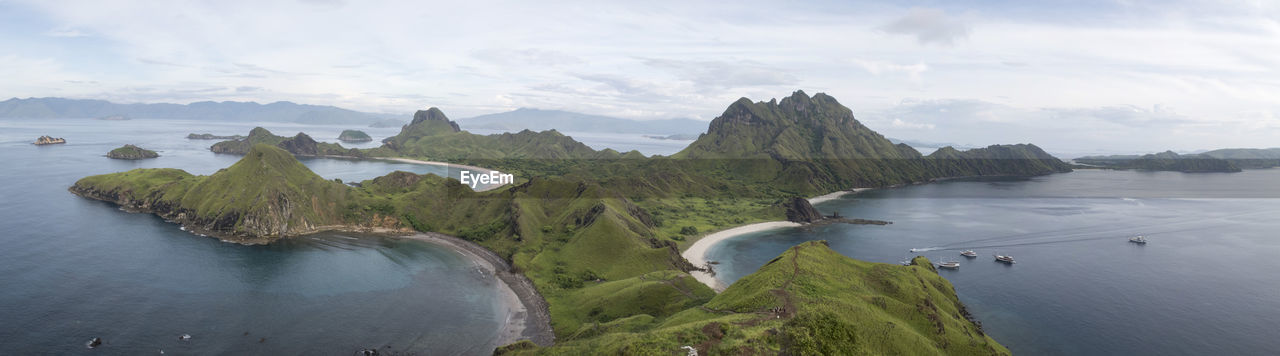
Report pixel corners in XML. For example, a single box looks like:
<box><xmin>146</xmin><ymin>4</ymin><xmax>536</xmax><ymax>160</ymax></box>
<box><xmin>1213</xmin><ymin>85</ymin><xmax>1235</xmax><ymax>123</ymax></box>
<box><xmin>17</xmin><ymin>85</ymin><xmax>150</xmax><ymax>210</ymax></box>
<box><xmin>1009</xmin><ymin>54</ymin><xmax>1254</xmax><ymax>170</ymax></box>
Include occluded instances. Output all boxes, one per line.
<box><xmin>960</xmin><ymin>250</ymin><xmax>977</xmax><ymax>258</ymax></box>
<box><xmin>1129</xmin><ymin>235</ymin><xmax>1147</xmax><ymax>244</ymax></box>
<box><xmin>994</xmin><ymin>254</ymin><xmax>1015</xmax><ymax>264</ymax></box>
<box><xmin>938</xmin><ymin>261</ymin><xmax>960</xmax><ymax>269</ymax></box>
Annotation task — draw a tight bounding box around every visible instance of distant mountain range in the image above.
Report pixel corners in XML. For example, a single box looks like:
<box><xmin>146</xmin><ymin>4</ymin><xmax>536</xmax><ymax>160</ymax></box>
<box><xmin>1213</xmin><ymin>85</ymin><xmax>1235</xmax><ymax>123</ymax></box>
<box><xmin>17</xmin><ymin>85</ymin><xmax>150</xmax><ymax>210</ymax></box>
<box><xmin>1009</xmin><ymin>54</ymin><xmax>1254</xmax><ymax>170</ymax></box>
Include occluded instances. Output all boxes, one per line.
<box><xmin>0</xmin><ymin>97</ymin><xmax>396</xmax><ymax>124</ymax></box>
<box><xmin>457</xmin><ymin>108</ymin><xmax>707</xmax><ymax>135</ymax></box>
<box><xmin>1075</xmin><ymin>148</ymin><xmax>1280</xmax><ymax>172</ymax></box>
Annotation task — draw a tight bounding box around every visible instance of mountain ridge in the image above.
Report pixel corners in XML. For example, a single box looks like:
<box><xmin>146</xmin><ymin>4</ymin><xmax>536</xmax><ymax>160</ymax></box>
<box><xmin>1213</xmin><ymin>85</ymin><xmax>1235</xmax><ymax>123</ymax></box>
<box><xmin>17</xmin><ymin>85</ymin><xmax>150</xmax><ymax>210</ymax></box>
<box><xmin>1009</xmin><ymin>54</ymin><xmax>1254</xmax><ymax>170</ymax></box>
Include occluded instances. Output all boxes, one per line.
<box><xmin>0</xmin><ymin>97</ymin><xmax>395</xmax><ymax>124</ymax></box>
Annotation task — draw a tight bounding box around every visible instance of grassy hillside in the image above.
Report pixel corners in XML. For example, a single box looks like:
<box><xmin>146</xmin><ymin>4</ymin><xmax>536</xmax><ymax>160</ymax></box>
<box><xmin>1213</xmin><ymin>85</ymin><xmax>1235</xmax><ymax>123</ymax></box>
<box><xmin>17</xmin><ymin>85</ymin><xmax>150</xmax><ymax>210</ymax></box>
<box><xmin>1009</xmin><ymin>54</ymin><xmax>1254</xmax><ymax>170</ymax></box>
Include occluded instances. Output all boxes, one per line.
<box><xmin>516</xmin><ymin>241</ymin><xmax>1008</xmax><ymax>355</ymax></box>
<box><xmin>374</xmin><ymin>107</ymin><xmax>620</xmax><ymax>161</ymax></box>
<box><xmin>72</xmin><ymin>144</ymin><xmax>391</xmax><ymax>242</ymax></box>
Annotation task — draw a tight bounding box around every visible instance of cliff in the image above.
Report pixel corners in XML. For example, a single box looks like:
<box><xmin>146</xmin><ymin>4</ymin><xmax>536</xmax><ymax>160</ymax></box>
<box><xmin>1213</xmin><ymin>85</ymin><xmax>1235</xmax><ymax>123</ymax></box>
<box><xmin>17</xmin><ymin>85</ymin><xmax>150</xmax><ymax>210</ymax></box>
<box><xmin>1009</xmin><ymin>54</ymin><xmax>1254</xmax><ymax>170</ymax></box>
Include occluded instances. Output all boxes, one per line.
<box><xmin>106</xmin><ymin>144</ymin><xmax>159</xmax><ymax>160</ymax></box>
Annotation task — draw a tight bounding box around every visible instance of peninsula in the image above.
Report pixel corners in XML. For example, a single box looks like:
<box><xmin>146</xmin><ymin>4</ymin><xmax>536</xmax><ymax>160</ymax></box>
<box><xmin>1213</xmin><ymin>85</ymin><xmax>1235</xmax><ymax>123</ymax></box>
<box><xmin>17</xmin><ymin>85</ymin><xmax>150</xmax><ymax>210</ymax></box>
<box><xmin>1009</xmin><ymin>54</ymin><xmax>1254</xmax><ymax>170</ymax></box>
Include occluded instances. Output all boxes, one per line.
<box><xmin>71</xmin><ymin>91</ymin><xmax>1070</xmax><ymax>354</ymax></box>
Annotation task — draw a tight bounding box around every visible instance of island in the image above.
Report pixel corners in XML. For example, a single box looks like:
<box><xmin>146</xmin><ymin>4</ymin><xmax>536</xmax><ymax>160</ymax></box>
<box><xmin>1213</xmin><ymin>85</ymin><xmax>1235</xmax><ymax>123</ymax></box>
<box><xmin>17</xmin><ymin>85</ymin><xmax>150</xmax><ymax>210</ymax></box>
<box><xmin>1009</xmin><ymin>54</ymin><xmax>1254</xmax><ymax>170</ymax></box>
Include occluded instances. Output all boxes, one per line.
<box><xmin>33</xmin><ymin>135</ymin><xmax>65</xmax><ymax>145</ymax></box>
<box><xmin>187</xmin><ymin>133</ymin><xmax>245</xmax><ymax>140</ymax></box>
<box><xmin>338</xmin><ymin>129</ymin><xmax>373</xmax><ymax>142</ymax></box>
<box><xmin>209</xmin><ymin>127</ymin><xmax>363</xmax><ymax>157</ymax></box>
<box><xmin>106</xmin><ymin>144</ymin><xmax>159</xmax><ymax>160</ymax></box>
<box><xmin>1075</xmin><ymin>150</ymin><xmax>1243</xmax><ymax>173</ymax></box>
<box><xmin>72</xmin><ymin>91</ymin><xmax>1073</xmax><ymax>354</ymax></box>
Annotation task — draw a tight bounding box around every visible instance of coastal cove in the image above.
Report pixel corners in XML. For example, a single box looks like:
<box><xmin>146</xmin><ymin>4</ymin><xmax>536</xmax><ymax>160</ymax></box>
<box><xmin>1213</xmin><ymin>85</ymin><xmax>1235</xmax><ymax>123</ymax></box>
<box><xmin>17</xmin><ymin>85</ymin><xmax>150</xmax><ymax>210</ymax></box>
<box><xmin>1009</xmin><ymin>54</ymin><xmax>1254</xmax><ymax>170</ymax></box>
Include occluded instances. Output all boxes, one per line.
<box><xmin>0</xmin><ymin>118</ymin><xmax>537</xmax><ymax>354</ymax></box>
<box><xmin>694</xmin><ymin>170</ymin><xmax>1280</xmax><ymax>355</ymax></box>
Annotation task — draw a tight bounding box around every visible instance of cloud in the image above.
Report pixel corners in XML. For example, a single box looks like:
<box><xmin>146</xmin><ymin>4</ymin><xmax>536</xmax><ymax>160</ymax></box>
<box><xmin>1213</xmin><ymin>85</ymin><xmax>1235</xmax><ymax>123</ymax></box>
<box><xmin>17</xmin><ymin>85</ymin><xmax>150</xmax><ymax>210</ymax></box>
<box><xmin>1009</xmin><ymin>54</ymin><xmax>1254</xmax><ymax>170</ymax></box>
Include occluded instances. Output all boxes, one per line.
<box><xmin>879</xmin><ymin>7</ymin><xmax>970</xmax><ymax>46</ymax></box>
<box><xmin>235</xmin><ymin>86</ymin><xmax>263</xmax><ymax>92</ymax></box>
<box><xmin>851</xmin><ymin>59</ymin><xmax>928</xmax><ymax>80</ymax></box>
<box><xmin>891</xmin><ymin>118</ymin><xmax>935</xmax><ymax>129</ymax></box>
<box><xmin>641</xmin><ymin>58</ymin><xmax>797</xmax><ymax>90</ymax></box>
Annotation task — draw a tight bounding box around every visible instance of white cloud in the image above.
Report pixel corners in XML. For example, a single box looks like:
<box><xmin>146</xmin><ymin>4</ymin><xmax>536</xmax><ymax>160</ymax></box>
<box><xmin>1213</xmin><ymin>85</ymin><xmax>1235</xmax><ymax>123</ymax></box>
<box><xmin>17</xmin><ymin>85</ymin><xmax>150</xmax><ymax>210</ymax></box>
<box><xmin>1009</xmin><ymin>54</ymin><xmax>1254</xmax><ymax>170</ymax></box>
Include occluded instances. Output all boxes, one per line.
<box><xmin>0</xmin><ymin>0</ymin><xmax>1278</xmax><ymax>152</ymax></box>
<box><xmin>878</xmin><ymin>7</ymin><xmax>971</xmax><ymax>46</ymax></box>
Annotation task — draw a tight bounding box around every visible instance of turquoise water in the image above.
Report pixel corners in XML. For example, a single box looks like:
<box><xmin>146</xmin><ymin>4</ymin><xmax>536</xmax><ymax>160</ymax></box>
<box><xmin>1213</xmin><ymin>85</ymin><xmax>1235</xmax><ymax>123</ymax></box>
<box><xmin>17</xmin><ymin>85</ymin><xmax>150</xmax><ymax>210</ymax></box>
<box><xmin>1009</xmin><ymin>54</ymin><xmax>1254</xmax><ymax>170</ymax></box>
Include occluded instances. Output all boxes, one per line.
<box><xmin>0</xmin><ymin>119</ymin><xmax>508</xmax><ymax>354</ymax></box>
<box><xmin>707</xmin><ymin>170</ymin><xmax>1280</xmax><ymax>355</ymax></box>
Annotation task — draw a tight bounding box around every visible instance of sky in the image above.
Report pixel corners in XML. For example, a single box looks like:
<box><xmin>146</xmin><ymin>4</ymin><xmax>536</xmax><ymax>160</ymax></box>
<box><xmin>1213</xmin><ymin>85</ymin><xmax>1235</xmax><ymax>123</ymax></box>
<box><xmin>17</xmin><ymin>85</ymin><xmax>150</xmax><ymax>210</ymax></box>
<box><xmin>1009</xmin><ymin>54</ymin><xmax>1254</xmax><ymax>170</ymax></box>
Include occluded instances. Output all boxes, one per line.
<box><xmin>2</xmin><ymin>0</ymin><xmax>1279</xmax><ymax>156</ymax></box>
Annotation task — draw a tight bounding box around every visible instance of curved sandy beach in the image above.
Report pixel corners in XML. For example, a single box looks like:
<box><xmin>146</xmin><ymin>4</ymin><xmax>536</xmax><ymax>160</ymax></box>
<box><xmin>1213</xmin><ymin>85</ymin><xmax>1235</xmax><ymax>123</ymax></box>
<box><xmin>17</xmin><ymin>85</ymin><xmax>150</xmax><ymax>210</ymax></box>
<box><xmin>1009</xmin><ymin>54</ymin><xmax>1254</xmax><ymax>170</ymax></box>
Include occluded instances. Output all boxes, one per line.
<box><xmin>685</xmin><ymin>222</ymin><xmax>801</xmax><ymax>291</ymax></box>
<box><xmin>400</xmin><ymin>233</ymin><xmax>555</xmax><ymax>350</ymax></box>
<box><xmin>683</xmin><ymin>188</ymin><xmax>872</xmax><ymax>291</ymax></box>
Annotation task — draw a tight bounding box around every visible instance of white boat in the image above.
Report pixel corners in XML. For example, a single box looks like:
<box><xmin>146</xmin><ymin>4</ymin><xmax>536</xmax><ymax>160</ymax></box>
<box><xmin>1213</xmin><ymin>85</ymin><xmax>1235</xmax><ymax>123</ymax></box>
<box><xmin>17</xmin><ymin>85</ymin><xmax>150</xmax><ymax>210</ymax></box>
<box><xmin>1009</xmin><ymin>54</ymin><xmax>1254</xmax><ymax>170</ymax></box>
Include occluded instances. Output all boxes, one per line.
<box><xmin>1129</xmin><ymin>235</ymin><xmax>1147</xmax><ymax>244</ymax></box>
<box><xmin>938</xmin><ymin>261</ymin><xmax>960</xmax><ymax>269</ymax></box>
<box><xmin>960</xmin><ymin>250</ymin><xmax>977</xmax><ymax>258</ymax></box>
<box><xmin>994</xmin><ymin>255</ymin><xmax>1015</xmax><ymax>264</ymax></box>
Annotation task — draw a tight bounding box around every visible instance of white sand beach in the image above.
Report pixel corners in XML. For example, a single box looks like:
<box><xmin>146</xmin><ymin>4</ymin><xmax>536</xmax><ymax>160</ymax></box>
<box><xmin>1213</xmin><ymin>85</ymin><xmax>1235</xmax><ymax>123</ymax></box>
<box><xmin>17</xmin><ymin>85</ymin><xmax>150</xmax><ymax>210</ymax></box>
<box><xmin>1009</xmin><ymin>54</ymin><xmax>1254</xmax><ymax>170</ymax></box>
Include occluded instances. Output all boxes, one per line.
<box><xmin>683</xmin><ymin>221</ymin><xmax>801</xmax><ymax>291</ymax></box>
<box><xmin>807</xmin><ymin>187</ymin><xmax>873</xmax><ymax>205</ymax></box>
<box><xmin>683</xmin><ymin>188</ymin><xmax>873</xmax><ymax>291</ymax></box>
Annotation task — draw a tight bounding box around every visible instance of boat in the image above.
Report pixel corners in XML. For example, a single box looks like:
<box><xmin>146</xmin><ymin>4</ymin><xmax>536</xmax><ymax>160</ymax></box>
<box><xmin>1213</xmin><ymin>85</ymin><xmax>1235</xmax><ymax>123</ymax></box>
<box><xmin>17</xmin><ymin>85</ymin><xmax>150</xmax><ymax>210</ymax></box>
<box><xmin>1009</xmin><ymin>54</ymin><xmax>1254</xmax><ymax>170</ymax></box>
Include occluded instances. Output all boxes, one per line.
<box><xmin>938</xmin><ymin>261</ymin><xmax>960</xmax><ymax>269</ymax></box>
<box><xmin>1129</xmin><ymin>235</ymin><xmax>1147</xmax><ymax>244</ymax></box>
<box><xmin>994</xmin><ymin>254</ymin><xmax>1015</xmax><ymax>264</ymax></box>
<box><xmin>960</xmin><ymin>250</ymin><xmax>977</xmax><ymax>258</ymax></box>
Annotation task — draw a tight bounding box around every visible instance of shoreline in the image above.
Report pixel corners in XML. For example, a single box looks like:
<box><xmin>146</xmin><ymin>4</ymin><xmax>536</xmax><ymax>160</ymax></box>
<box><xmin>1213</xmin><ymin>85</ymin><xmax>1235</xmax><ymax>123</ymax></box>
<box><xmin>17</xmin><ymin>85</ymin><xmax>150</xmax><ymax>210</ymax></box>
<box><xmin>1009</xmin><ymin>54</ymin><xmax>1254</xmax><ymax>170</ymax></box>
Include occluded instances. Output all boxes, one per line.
<box><xmin>682</xmin><ymin>188</ymin><xmax>872</xmax><ymax>291</ymax></box>
<box><xmin>399</xmin><ymin>232</ymin><xmax>555</xmax><ymax>349</ymax></box>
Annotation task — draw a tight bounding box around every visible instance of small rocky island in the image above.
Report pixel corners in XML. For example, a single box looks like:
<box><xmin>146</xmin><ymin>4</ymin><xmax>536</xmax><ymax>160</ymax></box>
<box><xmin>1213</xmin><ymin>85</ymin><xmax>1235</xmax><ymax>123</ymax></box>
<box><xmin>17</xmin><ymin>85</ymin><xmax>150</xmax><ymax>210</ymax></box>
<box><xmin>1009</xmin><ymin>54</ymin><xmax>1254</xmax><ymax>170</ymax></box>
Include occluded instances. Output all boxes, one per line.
<box><xmin>187</xmin><ymin>133</ymin><xmax>245</xmax><ymax>140</ymax></box>
<box><xmin>107</xmin><ymin>144</ymin><xmax>159</xmax><ymax>160</ymax></box>
<box><xmin>34</xmin><ymin>135</ymin><xmax>66</xmax><ymax>145</ymax></box>
<box><xmin>338</xmin><ymin>129</ymin><xmax>373</xmax><ymax>142</ymax></box>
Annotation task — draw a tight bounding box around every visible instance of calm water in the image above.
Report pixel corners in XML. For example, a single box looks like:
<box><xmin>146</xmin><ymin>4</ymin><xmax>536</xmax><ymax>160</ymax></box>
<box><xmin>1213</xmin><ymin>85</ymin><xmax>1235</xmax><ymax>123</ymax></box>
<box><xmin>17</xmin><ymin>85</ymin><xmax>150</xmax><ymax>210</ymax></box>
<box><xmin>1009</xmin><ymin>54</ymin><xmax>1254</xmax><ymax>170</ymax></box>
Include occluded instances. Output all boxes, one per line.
<box><xmin>707</xmin><ymin>170</ymin><xmax>1280</xmax><ymax>355</ymax></box>
<box><xmin>0</xmin><ymin>119</ymin><xmax>511</xmax><ymax>354</ymax></box>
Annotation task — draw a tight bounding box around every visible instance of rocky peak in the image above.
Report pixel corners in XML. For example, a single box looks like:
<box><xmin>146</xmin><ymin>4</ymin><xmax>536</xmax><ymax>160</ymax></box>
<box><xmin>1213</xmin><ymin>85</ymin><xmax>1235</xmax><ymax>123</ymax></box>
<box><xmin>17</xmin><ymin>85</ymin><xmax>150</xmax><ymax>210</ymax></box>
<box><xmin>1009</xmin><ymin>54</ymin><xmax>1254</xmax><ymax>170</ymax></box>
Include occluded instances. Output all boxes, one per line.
<box><xmin>410</xmin><ymin>107</ymin><xmax>460</xmax><ymax>132</ymax></box>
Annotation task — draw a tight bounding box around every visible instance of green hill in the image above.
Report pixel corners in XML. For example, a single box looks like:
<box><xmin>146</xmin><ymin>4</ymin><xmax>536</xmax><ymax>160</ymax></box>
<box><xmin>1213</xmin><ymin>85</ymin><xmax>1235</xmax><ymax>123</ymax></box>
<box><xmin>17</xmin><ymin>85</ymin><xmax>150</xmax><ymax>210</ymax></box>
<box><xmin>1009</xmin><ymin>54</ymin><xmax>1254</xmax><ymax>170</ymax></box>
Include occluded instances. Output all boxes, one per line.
<box><xmin>518</xmin><ymin>241</ymin><xmax>1008</xmax><ymax>355</ymax></box>
<box><xmin>338</xmin><ymin>129</ymin><xmax>373</xmax><ymax>142</ymax></box>
<box><xmin>376</xmin><ymin>107</ymin><xmax>615</xmax><ymax>161</ymax></box>
<box><xmin>71</xmin><ymin>144</ymin><xmax>394</xmax><ymax>243</ymax></box>
<box><xmin>210</xmin><ymin>127</ymin><xmax>362</xmax><ymax>157</ymax></box>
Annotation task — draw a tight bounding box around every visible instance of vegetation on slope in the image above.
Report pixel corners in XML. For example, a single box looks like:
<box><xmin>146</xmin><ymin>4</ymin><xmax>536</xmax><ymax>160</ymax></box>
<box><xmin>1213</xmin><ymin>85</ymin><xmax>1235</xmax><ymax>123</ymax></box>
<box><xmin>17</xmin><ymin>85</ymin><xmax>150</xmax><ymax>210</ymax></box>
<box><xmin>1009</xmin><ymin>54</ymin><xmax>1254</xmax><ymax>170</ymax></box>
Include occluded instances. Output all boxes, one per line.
<box><xmin>517</xmin><ymin>241</ymin><xmax>1008</xmax><ymax>355</ymax></box>
<box><xmin>72</xmin><ymin>144</ymin><xmax>396</xmax><ymax>243</ymax></box>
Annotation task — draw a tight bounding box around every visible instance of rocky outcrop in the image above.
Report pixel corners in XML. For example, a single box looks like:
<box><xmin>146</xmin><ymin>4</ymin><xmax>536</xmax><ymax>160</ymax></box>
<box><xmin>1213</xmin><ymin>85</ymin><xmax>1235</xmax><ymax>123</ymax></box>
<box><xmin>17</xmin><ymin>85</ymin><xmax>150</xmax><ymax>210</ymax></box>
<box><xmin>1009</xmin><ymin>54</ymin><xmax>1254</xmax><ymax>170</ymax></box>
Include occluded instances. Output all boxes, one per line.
<box><xmin>210</xmin><ymin>127</ymin><xmax>363</xmax><ymax>158</ymax></box>
<box><xmin>783</xmin><ymin>197</ymin><xmax>824</xmax><ymax>223</ymax></box>
<box><xmin>33</xmin><ymin>135</ymin><xmax>66</xmax><ymax>145</ymax></box>
<box><xmin>106</xmin><ymin>144</ymin><xmax>159</xmax><ymax>160</ymax></box>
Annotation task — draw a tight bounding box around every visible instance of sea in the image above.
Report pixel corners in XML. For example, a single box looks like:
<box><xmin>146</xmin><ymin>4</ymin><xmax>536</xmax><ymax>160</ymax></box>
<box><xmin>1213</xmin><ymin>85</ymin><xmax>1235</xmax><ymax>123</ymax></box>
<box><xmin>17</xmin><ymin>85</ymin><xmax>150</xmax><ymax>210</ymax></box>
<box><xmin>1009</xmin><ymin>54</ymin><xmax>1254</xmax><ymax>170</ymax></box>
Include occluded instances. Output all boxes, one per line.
<box><xmin>0</xmin><ymin>118</ymin><xmax>687</xmax><ymax>354</ymax></box>
<box><xmin>705</xmin><ymin>170</ymin><xmax>1280</xmax><ymax>355</ymax></box>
